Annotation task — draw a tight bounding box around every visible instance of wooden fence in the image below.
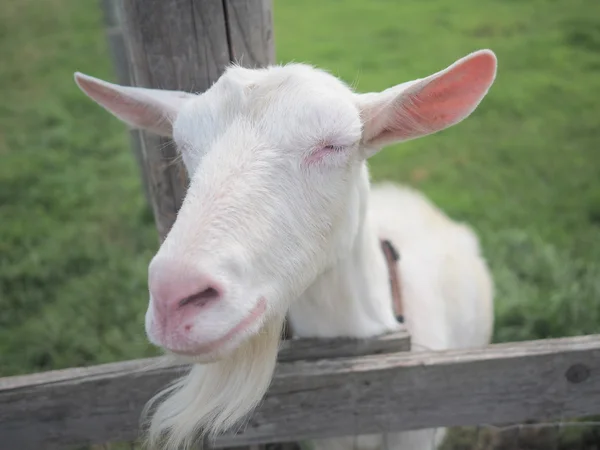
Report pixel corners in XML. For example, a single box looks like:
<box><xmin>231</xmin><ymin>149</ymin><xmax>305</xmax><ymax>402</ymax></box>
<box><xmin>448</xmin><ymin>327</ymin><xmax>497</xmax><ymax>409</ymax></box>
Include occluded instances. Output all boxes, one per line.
<box><xmin>1</xmin><ymin>1</ymin><xmax>599</xmax><ymax>449</ymax></box>
<box><xmin>1</xmin><ymin>333</ymin><xmax>599</xmax><ymax>449</ymax></box>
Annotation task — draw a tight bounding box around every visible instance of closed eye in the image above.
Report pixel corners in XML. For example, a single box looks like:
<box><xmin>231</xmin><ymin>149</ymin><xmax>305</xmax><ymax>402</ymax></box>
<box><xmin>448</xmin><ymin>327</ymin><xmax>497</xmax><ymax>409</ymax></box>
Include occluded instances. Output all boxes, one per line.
<box><xmin>323</xmin><ymin>144</ymin><xmax>345</xmax><ymax>151</ymax></box>
<box><xmin>304</xmin><ymin>142</ymin><xmax>351</xmax><ymax>166</ymax></box>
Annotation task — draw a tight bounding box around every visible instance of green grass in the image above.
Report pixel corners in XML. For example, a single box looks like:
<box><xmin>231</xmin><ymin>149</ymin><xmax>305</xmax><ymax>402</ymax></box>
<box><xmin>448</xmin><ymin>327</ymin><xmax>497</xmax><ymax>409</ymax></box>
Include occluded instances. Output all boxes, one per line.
<box><xmin>1</xmin><ymin>0</ymin><xmax>599</xmax><ymax>381</ymax></box>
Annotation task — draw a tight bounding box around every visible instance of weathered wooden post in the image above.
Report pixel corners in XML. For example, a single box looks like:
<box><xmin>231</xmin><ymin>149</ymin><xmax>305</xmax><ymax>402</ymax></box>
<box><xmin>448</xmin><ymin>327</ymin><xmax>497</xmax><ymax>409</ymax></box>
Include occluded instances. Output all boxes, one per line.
<box><xmin>111</xmin><ymin>0</ymin><xmax>274</xmax><ymax>242</ymax></box>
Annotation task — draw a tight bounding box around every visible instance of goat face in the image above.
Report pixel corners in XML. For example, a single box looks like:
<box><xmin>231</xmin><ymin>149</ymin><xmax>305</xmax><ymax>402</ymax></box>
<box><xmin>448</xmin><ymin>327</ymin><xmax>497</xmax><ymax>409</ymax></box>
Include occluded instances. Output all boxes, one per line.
<box><xmin>74</xmin><ymin>50</ymin><xmax>497</xmax><ymax>361</ymax></box>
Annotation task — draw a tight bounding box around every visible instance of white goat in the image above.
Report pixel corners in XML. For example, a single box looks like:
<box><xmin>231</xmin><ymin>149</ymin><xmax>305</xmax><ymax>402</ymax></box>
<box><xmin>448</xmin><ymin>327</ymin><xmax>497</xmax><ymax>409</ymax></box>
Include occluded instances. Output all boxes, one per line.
<box><xmin>74</xmin><ymin>49</ymin><xmax>496</xmax><ymax>450</ymax></box>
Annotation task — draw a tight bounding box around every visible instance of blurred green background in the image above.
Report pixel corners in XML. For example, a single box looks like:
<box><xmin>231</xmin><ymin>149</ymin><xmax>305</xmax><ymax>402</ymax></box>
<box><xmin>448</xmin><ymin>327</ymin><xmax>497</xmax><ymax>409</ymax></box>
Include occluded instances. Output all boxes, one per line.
<box><xmin>1</xmin><ymin>0</ymin><xmax>599</xmax><ymax>381</ymax></box>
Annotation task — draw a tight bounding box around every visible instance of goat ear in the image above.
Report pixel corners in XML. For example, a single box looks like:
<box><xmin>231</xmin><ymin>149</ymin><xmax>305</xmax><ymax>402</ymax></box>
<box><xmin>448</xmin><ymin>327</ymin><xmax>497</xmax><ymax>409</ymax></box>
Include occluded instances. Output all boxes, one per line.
<box><xmin>74</xmin><ymin>72</ymin><xmax>197</xmax><ymax>137</ymax></box>
<box><xmin>357</xmin><ymin>49</ymin><xmax>497</xmax><ymax>155</ymax></box>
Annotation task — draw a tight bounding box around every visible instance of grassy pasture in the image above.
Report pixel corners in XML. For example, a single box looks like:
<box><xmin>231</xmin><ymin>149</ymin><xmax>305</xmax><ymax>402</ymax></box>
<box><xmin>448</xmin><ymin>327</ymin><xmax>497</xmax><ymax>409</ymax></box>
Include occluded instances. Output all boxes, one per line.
<box><xmin>1</xmin><ymin>0</ymin><xmax>599</xmax><ymax>447</ymax></box>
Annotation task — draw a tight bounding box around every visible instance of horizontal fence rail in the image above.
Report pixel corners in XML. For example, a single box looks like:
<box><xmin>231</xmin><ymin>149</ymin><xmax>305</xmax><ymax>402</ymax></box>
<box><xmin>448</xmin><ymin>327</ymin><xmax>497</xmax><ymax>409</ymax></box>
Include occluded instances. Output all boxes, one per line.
<box><xmin>0</xmin><ymin>333</ymin><xmax>598</xmax><ymax>450</ymax></box>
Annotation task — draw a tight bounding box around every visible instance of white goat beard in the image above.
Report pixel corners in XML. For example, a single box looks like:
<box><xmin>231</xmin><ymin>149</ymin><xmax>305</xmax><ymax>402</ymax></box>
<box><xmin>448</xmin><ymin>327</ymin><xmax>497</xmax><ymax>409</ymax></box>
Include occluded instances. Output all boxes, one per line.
<box><xmin>142</xmin><ymin>315</ymin><xmax>285</xmax><ymax>450</ymax></box>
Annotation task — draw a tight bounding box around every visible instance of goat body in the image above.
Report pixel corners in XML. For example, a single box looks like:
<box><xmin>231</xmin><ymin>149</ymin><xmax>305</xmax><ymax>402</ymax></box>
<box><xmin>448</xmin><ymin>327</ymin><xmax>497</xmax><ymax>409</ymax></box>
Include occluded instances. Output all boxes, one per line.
<box><xmin>293</xmin><ymin>176</ymin><xmax>494</xmax><ymax>450</ymax></box>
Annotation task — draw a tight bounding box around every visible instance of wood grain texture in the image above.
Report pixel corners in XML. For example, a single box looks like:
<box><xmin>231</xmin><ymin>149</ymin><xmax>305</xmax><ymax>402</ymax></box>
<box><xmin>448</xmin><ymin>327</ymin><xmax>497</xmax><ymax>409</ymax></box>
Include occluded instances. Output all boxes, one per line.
<box><xmin>119</xmin><ymin>0</ymin><xmax>227</xmax><ymax>240</ymax></box>
<box><xmin>118</xmin><ymin>0</ymin><xmax>274</xmax><ymax>240</ymax></box>
<box><xmin>277</xmin><ymin>329</ymin><xmax>410</xmax><ymax>362</ymax></box>
<box><xmin>1</xmin><ymin>334</ymin><xmax>598</xmax><ymax>449</ymax></box>
<box><xmin>224</xmin><ymin>0</ymin><xmax>275</xmax><ymax>66</ymax></box>
<box><xmin>234</xmin><ymin>334</ymin><xmax>600</xmax><ymax>446</ymax></box>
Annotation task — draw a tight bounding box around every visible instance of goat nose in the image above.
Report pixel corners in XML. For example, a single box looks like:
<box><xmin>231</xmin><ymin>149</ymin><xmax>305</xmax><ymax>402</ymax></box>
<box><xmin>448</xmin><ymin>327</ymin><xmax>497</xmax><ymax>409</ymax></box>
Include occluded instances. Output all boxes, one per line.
<box><xmin>148</xmin><ymin>257</ymin><xmax>223</xmax><ymax>314</ymax></box>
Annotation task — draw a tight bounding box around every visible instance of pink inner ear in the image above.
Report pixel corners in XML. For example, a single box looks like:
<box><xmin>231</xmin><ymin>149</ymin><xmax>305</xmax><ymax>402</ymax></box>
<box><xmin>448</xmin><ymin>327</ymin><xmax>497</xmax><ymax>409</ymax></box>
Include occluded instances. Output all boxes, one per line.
<box><xmin>384</xmin><ymin>52</ymin><xmax>496</xmax><ymax>141</ymax></box>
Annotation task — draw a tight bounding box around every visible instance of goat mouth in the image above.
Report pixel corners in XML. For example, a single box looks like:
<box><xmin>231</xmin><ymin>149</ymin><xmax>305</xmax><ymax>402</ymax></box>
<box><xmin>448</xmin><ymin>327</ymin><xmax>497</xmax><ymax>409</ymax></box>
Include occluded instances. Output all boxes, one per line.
<box><xmin>166</xmin><ymin>297</ymin><xmax>268</xmax><ymax>358</ymax></box>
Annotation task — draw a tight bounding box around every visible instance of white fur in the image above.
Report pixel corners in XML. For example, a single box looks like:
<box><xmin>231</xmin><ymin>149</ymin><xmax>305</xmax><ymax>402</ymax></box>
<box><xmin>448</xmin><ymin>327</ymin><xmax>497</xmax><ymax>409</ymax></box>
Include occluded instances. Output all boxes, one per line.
<box><xmin>298</xmin><ymin>180</ymin><xmax>494</xmax><ymax>450</ymax></box>
<box><xmin>74</xmin><ymin>49</ymin><xmax>497</xmax><ymax>450</ymax></box>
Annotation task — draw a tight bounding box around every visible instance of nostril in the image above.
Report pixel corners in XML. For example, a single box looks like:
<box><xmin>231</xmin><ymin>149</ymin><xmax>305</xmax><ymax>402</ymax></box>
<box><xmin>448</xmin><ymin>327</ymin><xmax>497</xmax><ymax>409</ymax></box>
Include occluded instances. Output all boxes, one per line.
<box><xmin>148</xmin><ymin>256</ymin><xmax>224</xmax><ymax>312</ymax></box>
<box><xmin>178</xmin><ymin>286</ymin><xmax>221</xmax><ymax>309</ymax></box>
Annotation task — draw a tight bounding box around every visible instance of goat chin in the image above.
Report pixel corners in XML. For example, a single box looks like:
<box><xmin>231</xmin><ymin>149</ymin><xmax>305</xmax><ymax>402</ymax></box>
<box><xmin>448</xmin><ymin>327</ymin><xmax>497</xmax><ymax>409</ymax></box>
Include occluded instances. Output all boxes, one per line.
<box><xmin>142</xmin><ymin>315</ymin><xmax>285</xmax><ymax>450</ymax></box>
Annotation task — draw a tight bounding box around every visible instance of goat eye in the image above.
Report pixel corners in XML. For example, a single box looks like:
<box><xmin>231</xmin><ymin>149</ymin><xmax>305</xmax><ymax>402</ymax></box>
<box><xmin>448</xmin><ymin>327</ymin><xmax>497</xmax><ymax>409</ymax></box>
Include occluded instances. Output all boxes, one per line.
<box><xmin>305</xmin><ymin>142</ymin><xmax>350</xmax><ymax>166</ymax></box>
